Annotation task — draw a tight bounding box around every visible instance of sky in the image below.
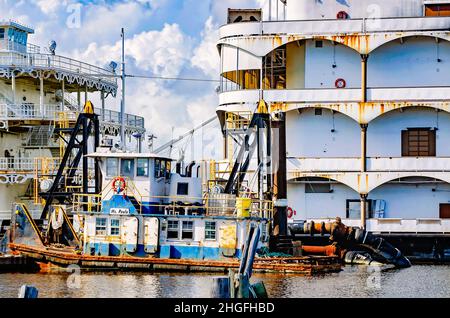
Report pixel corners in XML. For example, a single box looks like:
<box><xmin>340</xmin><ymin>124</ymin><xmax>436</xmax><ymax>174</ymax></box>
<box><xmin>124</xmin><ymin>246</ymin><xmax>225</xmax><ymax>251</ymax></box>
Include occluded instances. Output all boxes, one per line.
<box><xmin>1</xmin><ymin>0</ymin><xmax>268</xmax><ymax>159</ymax></box>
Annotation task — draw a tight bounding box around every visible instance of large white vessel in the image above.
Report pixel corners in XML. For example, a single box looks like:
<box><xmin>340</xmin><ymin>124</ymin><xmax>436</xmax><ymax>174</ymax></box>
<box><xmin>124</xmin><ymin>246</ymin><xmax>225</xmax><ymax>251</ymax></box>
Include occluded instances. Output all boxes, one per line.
<box><xmin>217</xmin><ymin>0</ymin><xmax>450</xmax><ymax>258</ymax></box>
<box><xmin>0</xmin><ymin>20</ymin><xmax>145</xmax><ymax>229</ymax></box>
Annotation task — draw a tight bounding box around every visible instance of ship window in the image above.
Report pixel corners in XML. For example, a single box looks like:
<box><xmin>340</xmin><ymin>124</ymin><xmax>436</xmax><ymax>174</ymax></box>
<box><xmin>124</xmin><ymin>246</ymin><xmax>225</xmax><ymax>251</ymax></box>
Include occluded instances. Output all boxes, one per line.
<box><xmin>346</xmin><ymin>200</ymin><xmax>374</xmax><ymax>219</ymax></box>
<box><xmin>106</xmin><ymin>158</ymin><xmax>119</xmax><ymax>177</ymax></box>
<box><xmin>0</xmin><ymin>29</ymin><xmax>4</xmax><ymax>39</ymax></box>
<box><xmin>402</xmin><ymin>128</ymin><xmax>436</xmax><ymax>157</ymax></box>
<box><xmin>177</xmin><ymin>183</ymin><xmax>189</xmax><ymax>196</ymax></box>
<box><xmin>205</xmin><ymin>221</ymin><xmax>216</xmax><ymax>240</ymax></box>
<box><xmin>305</xmin><ymin>183</ymin><xmax>332</xmax><ymax>193</ymax></box>
<box><xmin>110</xmin><ymin>219</ymin><xmax>120</xmax><ymax>236</ymax></box>
<box><xmin>95</xmin><ymin>218</ymin><xmax>107</xmax><ymax>236</ymax></box>
<box><xmin>155</xmin><ymin>159</ymin><xmax>161</xmax><ymax>178</ymax></box>
<box><xmin>315</xmin><ymin>41</ymin><xmax>323</xmax><ymax>48</ymax></box>
<box><xmin>121</xmin><ymin>159</ymin><xmax>135</xmax><ymax>178</ymax></box>
<box><xmin>167</xmin><ymin>220</ymin><xmax>179</xmax><ymax>239</ymax></box>
<box><xmin>182</xmin><ymin>221</ymin><xmax>194</xmax><ymax>240</ymax></box>
<box><xmin>137</xmin><ymin>159</ymin><xmax>149</xmax><ymax>177</ymax></box>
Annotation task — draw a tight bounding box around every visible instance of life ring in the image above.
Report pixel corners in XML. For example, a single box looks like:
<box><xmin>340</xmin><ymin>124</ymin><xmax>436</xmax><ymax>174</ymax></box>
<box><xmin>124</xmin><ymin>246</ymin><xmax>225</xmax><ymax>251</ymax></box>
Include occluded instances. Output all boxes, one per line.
<box><xmin>112</xmin><ymin>177</ymin><xmax>126</xmax><ymax>194</ymax></box>
<box><xmin>335</xmin><ymin>78</ymin><xmax>346</xmax><ymax>89</ymax></box>
<box><xmin>337</xmin><ymin>11</ymin><xmax>349</xmax><ymax>20</ymax></box>
<box><xmin>287</xmin><ymin>207</ymin><xmax>296</xmax><ymax>219</ymax></box>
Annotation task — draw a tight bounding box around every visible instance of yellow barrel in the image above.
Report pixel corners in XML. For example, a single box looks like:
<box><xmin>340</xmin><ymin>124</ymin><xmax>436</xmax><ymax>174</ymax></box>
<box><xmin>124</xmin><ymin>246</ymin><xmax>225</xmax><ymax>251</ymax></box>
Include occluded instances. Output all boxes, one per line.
<box><xmin>236</xmin><ymin>198</ymin><xmax>252</xmax><ymax>218</ymax></box>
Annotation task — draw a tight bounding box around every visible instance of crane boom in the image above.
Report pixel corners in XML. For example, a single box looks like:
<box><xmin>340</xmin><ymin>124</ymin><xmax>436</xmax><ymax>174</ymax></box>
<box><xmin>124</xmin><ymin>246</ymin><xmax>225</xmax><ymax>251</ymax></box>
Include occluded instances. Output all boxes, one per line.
<box><xmin>153</xmin><ymin>116</ymin><xmax>217</xmax><ymax>154</ymax></box>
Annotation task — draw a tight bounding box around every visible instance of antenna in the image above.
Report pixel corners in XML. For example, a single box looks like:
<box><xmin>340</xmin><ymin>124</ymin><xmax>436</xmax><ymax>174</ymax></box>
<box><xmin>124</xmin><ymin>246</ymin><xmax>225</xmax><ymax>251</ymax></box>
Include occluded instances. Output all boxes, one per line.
<box><xmin>120</xmin><ymin>28</ymin><xmax>126</xmax><ymax>150</ymax></box>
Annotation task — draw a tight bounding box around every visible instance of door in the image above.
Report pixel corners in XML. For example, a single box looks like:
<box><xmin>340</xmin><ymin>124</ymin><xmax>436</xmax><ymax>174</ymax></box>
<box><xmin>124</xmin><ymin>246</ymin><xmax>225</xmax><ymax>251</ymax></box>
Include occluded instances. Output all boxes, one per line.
<box><xmin>439</xmin><ymin>204</ymin><xmax>450</xmax><ymax>219</ymax></box>
<box><xmin>121</xmin><ymin>217</ymin><xmax>138</xmax><ymax>253</ymax></box>
<box><xmin>144</xmin><ymin>218</ymin><xmax>159</xmax><ymax>254</ymax></box>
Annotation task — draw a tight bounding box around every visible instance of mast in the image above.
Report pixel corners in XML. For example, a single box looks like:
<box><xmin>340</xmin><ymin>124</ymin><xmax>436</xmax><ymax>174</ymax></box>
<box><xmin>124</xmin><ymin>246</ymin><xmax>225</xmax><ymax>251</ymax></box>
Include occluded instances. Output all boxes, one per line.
<box><xmin>120</xmin><ymin>28</ymin><xmax>126</xmax><ymax>150</ymax></box>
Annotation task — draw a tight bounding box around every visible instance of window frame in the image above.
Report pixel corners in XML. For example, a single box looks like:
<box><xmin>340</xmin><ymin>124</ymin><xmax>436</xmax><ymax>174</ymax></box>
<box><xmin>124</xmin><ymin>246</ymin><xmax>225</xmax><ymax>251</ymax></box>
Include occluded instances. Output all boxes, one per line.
<box><xmin>401</xmin><ymin>128</ymin><xmax>436</xmax><ymax>157</ymax></box>
<box><xmin>106</xmin><ymin>158</ymin><xmax>119</xmax><ymax>177</ymax></box>
<box><xmin>95</xmin><ymin>217</ymin><xmax>107</xmax><ymax>236</ymax></box>
<box><xmin>120</xmin><ymin>158</ymin><xmax>135</xmax><ymax>178</ymax></box>
<box><xmin>167</xmin><ymin>220</ymin><xmax>180</xmax><ymax>240</ymax></box>
<box><xmin>136</xmin><ymin>158</ymin><xmax>149</xmax><ymax>178</ymax></box>
<box><xmin>204</xmin><ymin>221</ymin><xmax>217</xmax><ymax>241</ymax></box>
<box><xmin>181</xmin><ymin>221</ymin><xmax>194</xmax><ymax>241</ymax></box>
<box><xmin>109</xmin><ymin>218</ymin><xmax>121</xmax><ymax>237</ymax></box>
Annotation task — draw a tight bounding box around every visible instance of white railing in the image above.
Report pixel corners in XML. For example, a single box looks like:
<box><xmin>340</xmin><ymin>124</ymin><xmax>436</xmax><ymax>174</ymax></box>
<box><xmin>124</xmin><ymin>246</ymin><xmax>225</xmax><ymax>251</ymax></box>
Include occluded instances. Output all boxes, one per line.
<box><xmin>0</xmin><ymin>51</ymin><xmax>116</xmax><ymax>86</ymax></box>
<box><xmin>287</xmin><ymin>157</ymin><xmax>450</xmax><ymax>173</ymax></box>
<box><xmin>307</xmin><ymin>218</ymin><xmax>450</xmax><ymax>233</ymax></box>
<box><xmin>0</xmin><ymin>157</ymin><xmax>60</xmax><ymax>172</ymax></box>
<box><xmin>219</xmin><ymin>16</ymin><xmax>450</xmax><ymax>39</ymax></box>
<box><xmin>219</xmin><ymin>87</ymin><xmax>450</xmax><ymax>105</ymax></box>
<box><xmin>0</xmin><ymin>103</ymin><xmax>145</xmax><ymax>129</ymax></box>
<box><xmin>0</xmin><ymin>103</ymin><xmax>77</xmax><ymax>121</ymax></box>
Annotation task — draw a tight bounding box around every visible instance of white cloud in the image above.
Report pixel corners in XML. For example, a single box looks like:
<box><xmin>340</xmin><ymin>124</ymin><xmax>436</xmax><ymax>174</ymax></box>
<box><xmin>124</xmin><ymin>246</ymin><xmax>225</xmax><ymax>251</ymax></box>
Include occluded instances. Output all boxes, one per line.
<box><xmin>191</xmin><ymin>16</ymin><xmax>220</xmax><ymax>79</ymax></box>
<box><xmin>35</xmin><ymin>0</ymin><xmax>61</xmax><ymax>14</ymax></box>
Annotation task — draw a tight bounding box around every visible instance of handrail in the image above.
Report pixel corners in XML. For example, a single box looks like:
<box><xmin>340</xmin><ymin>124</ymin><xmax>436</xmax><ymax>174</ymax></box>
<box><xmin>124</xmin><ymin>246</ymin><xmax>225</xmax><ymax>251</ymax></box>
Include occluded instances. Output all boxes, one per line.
<box><xmin>0</xmin><ymin>51</ymin><xmax>116</xmax><ymax>86</ymax></box>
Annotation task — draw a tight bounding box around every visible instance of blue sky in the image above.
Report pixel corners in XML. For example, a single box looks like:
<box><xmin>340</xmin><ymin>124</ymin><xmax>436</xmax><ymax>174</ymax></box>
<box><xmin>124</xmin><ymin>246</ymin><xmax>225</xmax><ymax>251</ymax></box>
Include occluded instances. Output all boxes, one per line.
<box><xmin>1</xmin><ymin>0</ymin><xmax>263</xmax><ymax>157</ymax></box>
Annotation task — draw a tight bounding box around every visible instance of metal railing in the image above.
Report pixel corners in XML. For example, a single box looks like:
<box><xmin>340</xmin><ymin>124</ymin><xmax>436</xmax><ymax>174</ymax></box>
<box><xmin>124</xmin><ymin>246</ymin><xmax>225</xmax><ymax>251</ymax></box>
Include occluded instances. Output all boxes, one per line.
<box><xmin>0</xmin><ymin>51</ymin><xmax>116</xmax><ymax>86</ymax></box>
<box><xmin>72</xmin><ymin>177</ymin><xmax>274</xmax><ymax>219</ymax></box>
<box><xmin>0</xmin><ymin>157</ymin><xmax>60</xmax><ymax>172</ymax></box>
<box><xmin>98</xmin><ymin>108</ymin><xmax>145</xmax><ymax>128</ymax></box>
<box><xmin>0</xmin><ymin>103</ymin><xmax>145</xmax><ymax>130</ymax></box>
<box><xmin>0</xmin><ymin>103</ymin><xmax>77</xmax><ymax>121</ymax></box>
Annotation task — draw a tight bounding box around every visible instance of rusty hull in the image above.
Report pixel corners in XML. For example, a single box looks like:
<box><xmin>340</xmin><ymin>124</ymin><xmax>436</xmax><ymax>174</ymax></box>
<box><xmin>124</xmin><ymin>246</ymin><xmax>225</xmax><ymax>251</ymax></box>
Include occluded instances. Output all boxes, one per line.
<box><xmin>9</xmin><ymin>243</ymin><xmax>341</xmax><ymax>275</ymax></box>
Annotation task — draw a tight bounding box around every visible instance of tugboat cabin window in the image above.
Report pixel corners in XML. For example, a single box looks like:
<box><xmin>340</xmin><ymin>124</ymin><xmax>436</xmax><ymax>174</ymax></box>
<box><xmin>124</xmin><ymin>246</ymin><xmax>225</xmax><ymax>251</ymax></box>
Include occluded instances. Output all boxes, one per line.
<box><xmin>205</xmin><ymin>221</ymin><xmax>217</xmax><ymax>240</ymax></box>
<box><xmin>96</xmin><ymin>218</ymin><xmax>107</xmax><ymax>236</ymax></box>
<box><xmin>0</xmin><ymin>29</ymin><xmax>4</xmax><ymax>39</ymax></box>
<box><xmin>137</xmin><ymin>159</ymin><xmax>149</xmax><ymax>177</ymax></box>
<box><xmin>177</xmin><ymin>183</ymin><xmax>189</xmax><ymax>196</ymax></box>
<box><xmin>182</xmin><ymin>221</ymin><xmax>194</xmax><ymax>240</ymax></box>
<box><xmin>110</xmin><ymin>219</ymin><xmax>120</xmax><ymax>236</ymax></box>
<box><xmin>121</xmin><ymin>159</ymin><xmax>135</xmax><ymax>178</ymax></box>
<box><xmin>106</xmin><ymin>158</ymin><xmax>119</xmax><ymax>177</ymax></box>
<box><xmin>155</xmin><ymin>160</ymin><xmax>171</xmax><ymax>178</ymax></box>
<box><xmin>167</xmin><ymin>220</ymin><xmax>179</xmax><ymax>239</ymax></box>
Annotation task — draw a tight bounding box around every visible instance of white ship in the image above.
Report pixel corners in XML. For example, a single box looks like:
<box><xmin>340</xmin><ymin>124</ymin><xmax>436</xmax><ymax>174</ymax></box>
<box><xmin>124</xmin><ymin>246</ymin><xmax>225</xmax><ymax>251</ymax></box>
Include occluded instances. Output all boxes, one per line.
<box><xmin>0</xmin><ymin>20</ymin><xmax>145</xmax><ymax>231</ymax></box>
<box><xmin>217</xmin><ymin>0</ymin><xmax>450</xmax><ymax>260</ymax></box>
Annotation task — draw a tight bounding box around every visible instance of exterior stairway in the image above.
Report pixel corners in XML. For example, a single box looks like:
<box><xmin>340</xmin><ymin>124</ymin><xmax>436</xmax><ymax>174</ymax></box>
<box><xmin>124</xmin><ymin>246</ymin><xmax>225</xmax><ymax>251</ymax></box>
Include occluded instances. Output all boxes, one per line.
<box><xmin>55</xmin><ymin>90</ymin><xmax>79</xmax><ymax>112</ymax></box>
<box><xmin>24</xmin><ymin>125</ymin><xmax>55</xmax><ymax>148</ymax></box>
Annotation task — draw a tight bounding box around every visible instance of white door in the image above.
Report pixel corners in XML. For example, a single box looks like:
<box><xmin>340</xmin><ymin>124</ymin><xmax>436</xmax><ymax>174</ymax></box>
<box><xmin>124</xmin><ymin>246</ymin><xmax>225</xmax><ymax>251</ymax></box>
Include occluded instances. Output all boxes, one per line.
<box><xmin>121</xmin><ymin>217</ymin><xmax>138</xmax><ymax>253</ymax></box>
<box><xmin>144</xmin><ymin>218</ymin><xmax>159</xmax><ymax>254</ymax></box>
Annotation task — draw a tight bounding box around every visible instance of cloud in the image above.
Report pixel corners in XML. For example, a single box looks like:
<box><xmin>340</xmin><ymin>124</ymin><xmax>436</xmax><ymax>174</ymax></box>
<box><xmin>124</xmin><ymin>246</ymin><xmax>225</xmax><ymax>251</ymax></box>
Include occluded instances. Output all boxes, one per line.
<box><xmin>191</xmin><ymin>16</ymin><xmax>220</xmax><ymax>78</ymax></box>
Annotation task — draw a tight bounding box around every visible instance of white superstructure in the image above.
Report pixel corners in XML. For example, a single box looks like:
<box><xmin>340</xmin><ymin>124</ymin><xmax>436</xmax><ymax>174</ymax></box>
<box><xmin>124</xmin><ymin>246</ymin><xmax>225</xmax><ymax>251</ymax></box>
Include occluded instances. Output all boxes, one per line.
<box><xmin>217</xmin><ymin>0</ymin><xmax>450</xmax><ymax>234</ymax></box>
<box><xmin>0</xmin><ymin>21</ymin><xmax>145</xmax><ymax>225</ymax></box>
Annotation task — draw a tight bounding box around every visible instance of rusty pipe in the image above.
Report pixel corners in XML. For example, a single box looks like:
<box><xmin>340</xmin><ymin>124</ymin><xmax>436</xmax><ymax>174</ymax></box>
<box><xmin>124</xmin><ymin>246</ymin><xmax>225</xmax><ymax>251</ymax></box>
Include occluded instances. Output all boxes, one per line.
<box><xmin>302</xmin><ymin>245</ymin><xmax>338</xmax><ymax>257</ymax></box>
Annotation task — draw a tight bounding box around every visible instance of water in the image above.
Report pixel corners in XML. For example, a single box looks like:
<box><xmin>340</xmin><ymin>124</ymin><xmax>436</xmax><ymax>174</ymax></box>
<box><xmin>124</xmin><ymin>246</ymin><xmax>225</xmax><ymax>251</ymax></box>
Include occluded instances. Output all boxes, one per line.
<box><xmin>0</xmin><ymin>265</ymin><xmax>449</xmax><ymax>298</ymax></box>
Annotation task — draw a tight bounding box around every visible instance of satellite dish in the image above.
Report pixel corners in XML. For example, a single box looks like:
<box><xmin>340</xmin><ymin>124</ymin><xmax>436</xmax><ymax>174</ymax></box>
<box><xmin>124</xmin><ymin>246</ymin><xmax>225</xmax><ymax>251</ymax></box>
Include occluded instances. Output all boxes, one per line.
<box><xmin>48</xmin><ymin>40</ymin><xmax>57</xmax><ymax>55</ymax></box>
<box><xmin>109</xmin><ymin>61</ymin><xmax>118</xmax><ymax>73</ymax></box>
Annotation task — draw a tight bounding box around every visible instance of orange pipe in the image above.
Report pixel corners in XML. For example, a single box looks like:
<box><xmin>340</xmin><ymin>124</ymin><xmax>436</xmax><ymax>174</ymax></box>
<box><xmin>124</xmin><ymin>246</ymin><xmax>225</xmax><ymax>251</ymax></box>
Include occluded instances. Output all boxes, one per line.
<box><xmin>302</xmin><ymin>245</ymin><xmax>338</xmax><ymax>257</ymax></box>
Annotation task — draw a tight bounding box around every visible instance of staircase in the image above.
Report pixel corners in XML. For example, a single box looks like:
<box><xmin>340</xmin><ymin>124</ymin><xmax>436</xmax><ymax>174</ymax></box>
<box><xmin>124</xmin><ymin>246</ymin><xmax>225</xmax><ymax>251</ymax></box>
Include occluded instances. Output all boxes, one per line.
<box><xmin>24</xmin><ymin>125</ymin><xmax>55</xmax><ymax>148</ymax></box>
<box><xmin>55</xmin><ymin>90</ymin><xmax>79</xmax><ymax>112</ymax></box>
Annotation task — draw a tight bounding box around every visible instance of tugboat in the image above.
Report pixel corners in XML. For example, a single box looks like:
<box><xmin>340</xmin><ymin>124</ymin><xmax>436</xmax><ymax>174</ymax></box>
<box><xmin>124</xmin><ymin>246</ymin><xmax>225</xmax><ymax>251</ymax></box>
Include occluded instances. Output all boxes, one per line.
<box><xmin>5</xmin><ymin>105</ymin><xmax>342</xmax><ymax>274</ymax></box>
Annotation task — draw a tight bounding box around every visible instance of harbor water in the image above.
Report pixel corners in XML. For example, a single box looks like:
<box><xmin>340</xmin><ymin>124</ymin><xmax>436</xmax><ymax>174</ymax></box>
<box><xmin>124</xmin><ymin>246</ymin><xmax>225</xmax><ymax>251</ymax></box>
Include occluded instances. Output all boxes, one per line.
<box><xmin>0</xmin><ymin>265</ymin><xmax>449</xmax><ymax>298</ymax></box>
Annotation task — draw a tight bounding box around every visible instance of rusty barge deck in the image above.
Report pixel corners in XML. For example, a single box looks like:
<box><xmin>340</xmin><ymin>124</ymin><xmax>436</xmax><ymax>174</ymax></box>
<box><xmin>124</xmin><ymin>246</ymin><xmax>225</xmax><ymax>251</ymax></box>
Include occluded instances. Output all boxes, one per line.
<box><xmin>9</xmin><ymin>243</ymin><xmax>342</xmax><ymax>275</ymax></box>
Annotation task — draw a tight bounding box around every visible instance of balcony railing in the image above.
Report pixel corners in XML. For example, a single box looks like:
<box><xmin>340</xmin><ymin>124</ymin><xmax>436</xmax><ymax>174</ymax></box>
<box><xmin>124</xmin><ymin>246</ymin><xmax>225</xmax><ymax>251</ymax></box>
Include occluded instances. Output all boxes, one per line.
<box><xmin>219</xmin><ymin>16</ymin><xmax>450</xmax><ymax>39</ymax></box>
<box><xmin>0</xmin><ymin>103</ymin><xmax>145</xmax><ymax>129</ymax></box>
<box><xmin>304</xmin><ymin>218</ymin><xmax>450</xmax><ymax>233</ymax></box>
<box><xmin>219</xmin><ymin>87</ymin><xmax>450</xmax><ymax>105</ymax></box>
<box><xmin>0</xmin><ymin>157</ymin><xmax>60</xmax><ymax>173</ymax></box>
<box><xmin>288</xmin><ymin>157</ymin><xmax>450</xmax><ymax>173</ymax></box>
<box><xmin>0</xmin><ymin>51</ymin><xmax>116</xmax><ymax>86</ymax></box>
<box><xmin>0</xmin><ymin>103</ymin><xmax>76</xmax><ymax>121</ymax></box>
